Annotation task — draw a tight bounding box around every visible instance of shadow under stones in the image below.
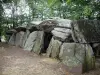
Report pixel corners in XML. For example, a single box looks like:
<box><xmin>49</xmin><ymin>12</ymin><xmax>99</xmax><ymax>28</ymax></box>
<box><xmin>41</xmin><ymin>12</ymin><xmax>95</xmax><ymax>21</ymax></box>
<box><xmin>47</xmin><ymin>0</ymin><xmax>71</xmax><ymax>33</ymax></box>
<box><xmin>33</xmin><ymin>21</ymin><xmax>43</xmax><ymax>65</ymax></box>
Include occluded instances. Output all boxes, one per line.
<box><xmin>40</xmin><ymin>32</ymin><xmax>53</xmax><ymax>54</ymax></box>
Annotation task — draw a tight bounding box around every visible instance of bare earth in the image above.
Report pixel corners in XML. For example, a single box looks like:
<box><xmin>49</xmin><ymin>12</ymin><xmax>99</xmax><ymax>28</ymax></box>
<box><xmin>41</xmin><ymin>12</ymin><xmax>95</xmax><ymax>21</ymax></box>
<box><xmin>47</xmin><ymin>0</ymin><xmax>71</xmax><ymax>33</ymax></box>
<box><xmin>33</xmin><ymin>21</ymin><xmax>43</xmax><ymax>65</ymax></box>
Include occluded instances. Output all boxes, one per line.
<box><xmin>0</xmin><ymin>43</ymin><xmax>100</xmax><ymax>75</ymax></box>
<box><xmin>0</xmin><ymin>43</ymin><xmax>68</xmax><ymax>75</ymax></box>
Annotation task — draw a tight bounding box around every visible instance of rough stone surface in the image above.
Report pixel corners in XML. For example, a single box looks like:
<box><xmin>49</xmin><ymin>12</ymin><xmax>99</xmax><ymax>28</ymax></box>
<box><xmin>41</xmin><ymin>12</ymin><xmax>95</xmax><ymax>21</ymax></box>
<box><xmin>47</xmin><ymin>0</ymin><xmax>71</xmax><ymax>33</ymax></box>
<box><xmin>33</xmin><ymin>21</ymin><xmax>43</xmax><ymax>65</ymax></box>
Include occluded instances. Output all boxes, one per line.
<box><xmin>38</xmin><ymin>19</ymin><xmax>72</xmax><ymax>32</ymax></box>
<box><xmin>59</xmin><ymin>43</ymin><xmax>86</xmax><ymax>62</ymax></box>
<box><xmin>71</xmin><ymin>20</ymin><xmax>100</xmax><ymax>43</ymax></box>
<box><xmin>59</xmin><ymin>43</ymin><xmax>95</xmax><ymax>73</ymax></box>
<box><xmin>15</xmin><ymin>31</ymin><xmax>25</xmax><ymax>46</ymax></box>
<box><xmin>32</xmin><ymin>31</ymin><xmax>44</xmax><ymax>54</ymax></box>
<box><xmin>56</xmin><ymin>19</ymin><xmax>72</xmax><ymax>28</ymax></box>
<box><xmin>8</xmin><ymin>33</ymin><xmax>16</xmax><ymax>45</ymax></box>
<box><xmin>51</xmin><ymin>29</ymin><xmax>71</xmax><ymax>41</ymax></box>
<box><xmin>24</xmin><ymin>31</ymin><xmax>37</xmax><ymax>51</ymax></box>
<box><xmin>38</xmin><ymin>20</ymin><xmax>57</xmax><ymax>32</ymax></box>
<box><xmin>46</xmin><ymin>37</ymin><xmax>62</xmax><ymax>58</ymax></box>
<box><xmin>21</xmin><ymin>30</ymin><xmax>30</xmax><ymax>48</ymax></box>
<box><xmin>54</xmin><ymin>28</ymin><xmax>71</xmax><ymax>33</ymax></box>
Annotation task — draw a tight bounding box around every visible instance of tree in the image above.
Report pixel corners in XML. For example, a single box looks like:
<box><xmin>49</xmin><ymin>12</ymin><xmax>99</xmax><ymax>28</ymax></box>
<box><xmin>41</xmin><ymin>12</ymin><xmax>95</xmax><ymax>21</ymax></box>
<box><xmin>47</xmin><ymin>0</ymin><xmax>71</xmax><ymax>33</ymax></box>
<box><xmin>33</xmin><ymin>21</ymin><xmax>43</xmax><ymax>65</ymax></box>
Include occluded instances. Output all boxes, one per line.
<box><xmin>47</xmin><ymin>0</ymin><xmax>100</xmax><ymax>20</ymax></box>
<box><xmin>0</xmin><ymin>0</ymin><xmax>4</xmax><ymax>41</ymax></box>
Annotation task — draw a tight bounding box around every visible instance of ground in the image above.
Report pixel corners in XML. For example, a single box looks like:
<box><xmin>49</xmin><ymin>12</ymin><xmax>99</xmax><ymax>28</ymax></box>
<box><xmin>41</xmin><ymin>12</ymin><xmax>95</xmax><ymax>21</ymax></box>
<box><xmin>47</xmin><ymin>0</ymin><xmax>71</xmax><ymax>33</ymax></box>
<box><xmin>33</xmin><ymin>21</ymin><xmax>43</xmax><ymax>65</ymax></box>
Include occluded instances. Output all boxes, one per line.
<box><xmin>0</xmin><ymin>43</ymin><xmax>100</xmax><ymax>75</ymax></box>
<box><xmin>0</xmin><ymin>43</ymin><xmax>68</xmax><ymax>75</ymax></box>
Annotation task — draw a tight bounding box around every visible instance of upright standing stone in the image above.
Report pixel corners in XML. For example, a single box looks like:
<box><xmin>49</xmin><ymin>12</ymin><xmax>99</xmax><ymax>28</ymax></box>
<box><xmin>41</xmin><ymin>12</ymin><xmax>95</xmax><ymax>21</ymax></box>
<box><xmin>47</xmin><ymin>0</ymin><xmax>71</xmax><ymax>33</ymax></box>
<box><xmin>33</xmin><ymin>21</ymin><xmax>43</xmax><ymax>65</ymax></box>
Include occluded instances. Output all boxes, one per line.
<box><xmin>15</xmin><ymin>31</ymin><xmax>25</xmax><ymax>46</ymax></box>
<box><xmin>59</xmin><ymin>43</ymin><xmax>95</xmax><ymax>74</ymax></box>
<box><xmin>24</xmin><ymin>31</ymin><xmax>37</xmax><ymax>51</ymax></box>
<box><xmin>32</xmin><ymin>31</ymin><xmax>44</xmax><ymax>54</ymax></box>
<box><xmin>20</xmin><ymin>30</ymin><xmax>30</xmax><ymax>48</ymax></box>
<box><xmin>46</xmin><ymin>37</ymin><xmax>62</xmax><ymax>58</ymax></box>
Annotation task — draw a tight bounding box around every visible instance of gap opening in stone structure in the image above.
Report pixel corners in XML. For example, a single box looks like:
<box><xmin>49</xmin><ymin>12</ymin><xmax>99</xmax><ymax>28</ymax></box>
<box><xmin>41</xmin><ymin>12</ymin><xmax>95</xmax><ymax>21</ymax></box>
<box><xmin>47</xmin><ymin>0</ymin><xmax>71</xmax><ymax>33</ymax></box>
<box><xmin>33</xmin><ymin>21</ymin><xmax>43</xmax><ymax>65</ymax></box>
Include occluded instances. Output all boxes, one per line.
<box><xmin>90</xmin><ymin>43</ymin><xmax>100</xmax><ymax>58</ymax></box>
<box><xmin>41</xmin><ymin>32</ymin><xmax>53</xmax><ymax>53</ymax></box>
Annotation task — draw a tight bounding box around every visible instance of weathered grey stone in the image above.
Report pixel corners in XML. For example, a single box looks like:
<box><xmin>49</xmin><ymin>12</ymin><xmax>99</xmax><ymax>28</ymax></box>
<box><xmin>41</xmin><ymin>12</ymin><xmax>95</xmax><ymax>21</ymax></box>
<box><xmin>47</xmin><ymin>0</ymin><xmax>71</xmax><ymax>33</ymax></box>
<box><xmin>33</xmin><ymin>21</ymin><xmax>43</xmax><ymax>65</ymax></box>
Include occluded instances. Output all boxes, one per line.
<box><xmin>54</xmin><ymin>28</ymin><xmax>71</xmax><ymax>33</ymax></box>
<box><xmin>38</xmin><ymin>20</ymin><xmax>57</xmax><ymax>32</ymax></box>
<box><xmin>51</xmin><ymin>29</ymin><xmax>71</xmax><ymax>41</ymax></box>
<box><xmin>59</xmin><ymin>43</ymin><xmax>86</xmax><ymax>62</ymax></box>
<box><xmin>62</xmin><ymin>56</ymin><xmax>81</xmax><ymax>67</ymax></box>
<box><xmin>8</xmin><ymin>33</ymin><xmax>16</xmax><ymax>45</ymax></box>
<box><xmin>71</xmin><ymin>20</ymin><xmax>100</xmax><ymax>43</ymax></box>
<box><xmin>32</xmin><ymin>31</ymin><xmax>44</xmax><ymax>54</ymax></box>
<box><xmin>56</xmin><ymin>19</ymin><xmax>72</xmax><ymax>28</ymax></box>
<box><xmin>83</xmin><ymin>44</ymin><xmax>95</xmax><ymax>72</ymax></box>
<box><xmin>20</xmin><ymin>30</ymin><xmax>30</xmax><ymax>48</ymax></box>
<box><xmin>15</xmin><ymin>31</ymin><xmax>25</xmax><ymax>46</ymax></box>
<box><xmin>30</xmin><ymin>21</ymin><xmax>42</xmax><ymax>25</ymax></box>
<box><xmin>24</xmin><ymin>31</ymin><xmax>37</xmax><ymax>51</ymax></box>
<box><xmin>59</xmin><ymin>43</ymin><xmax>95</xmax><ymax>73</ymax></box>
<box><xmin>59</xmin><ymin>43</ymin><xmax>75</xmax><ymax>59</ymax></box>
<box><xmin>46</xmin><ymin>37</ymin><xmax>62</xmax><ymax>58</ymax></box>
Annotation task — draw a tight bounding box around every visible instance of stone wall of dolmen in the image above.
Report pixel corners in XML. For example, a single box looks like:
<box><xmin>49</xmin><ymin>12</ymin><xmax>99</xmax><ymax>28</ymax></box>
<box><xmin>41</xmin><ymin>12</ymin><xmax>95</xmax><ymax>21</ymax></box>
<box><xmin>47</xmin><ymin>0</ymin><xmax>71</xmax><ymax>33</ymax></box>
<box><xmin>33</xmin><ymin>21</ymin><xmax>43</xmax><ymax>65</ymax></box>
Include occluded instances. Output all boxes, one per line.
<box><xmin>7</xmin><ymin>19</ymin><xmax>100</xmax><ymax>74</ymax></box>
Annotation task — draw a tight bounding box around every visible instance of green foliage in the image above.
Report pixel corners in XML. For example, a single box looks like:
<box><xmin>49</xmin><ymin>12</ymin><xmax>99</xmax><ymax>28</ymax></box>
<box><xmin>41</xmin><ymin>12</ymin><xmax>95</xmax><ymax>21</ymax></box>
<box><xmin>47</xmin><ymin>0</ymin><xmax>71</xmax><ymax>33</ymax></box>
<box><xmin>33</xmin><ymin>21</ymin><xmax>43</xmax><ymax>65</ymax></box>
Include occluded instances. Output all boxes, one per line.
<box><xmin>83</xmin><ymin>6</ymin><xmax>92</xmax><ymax>17</ymax></box>
<box><xmin>2</xmin><ymin>0</ymin><xmax>12</xmax><ymax>3</ymax></box>
<box><xmin>66</xmin><ymin>0</ymin><xmax>71</xmax><ymax>4</ymax></box>
<box><xmin>47</xmin><ymin>0</ymin><xmax>100</xmax><ymax>20</ymax></box>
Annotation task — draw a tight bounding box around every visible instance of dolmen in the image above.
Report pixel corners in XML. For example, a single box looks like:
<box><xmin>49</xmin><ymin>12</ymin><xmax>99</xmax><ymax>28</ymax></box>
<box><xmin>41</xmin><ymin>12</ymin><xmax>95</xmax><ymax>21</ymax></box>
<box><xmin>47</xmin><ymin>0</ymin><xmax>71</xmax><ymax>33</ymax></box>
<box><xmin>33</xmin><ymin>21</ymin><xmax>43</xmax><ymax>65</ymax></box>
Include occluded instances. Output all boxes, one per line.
<box><xmin>8</xmin><ymin>19</ymin><xmax>100</xmax><ymax>75</ymax></box>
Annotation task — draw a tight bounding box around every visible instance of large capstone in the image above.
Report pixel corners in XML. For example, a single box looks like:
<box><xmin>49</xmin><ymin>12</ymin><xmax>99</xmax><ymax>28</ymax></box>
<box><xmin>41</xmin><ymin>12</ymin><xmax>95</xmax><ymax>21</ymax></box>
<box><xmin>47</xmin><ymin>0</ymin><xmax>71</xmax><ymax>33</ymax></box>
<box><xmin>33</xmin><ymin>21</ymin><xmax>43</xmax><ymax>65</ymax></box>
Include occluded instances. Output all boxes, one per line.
<box><xmin>46</xmin><ymin>37</ymin><xmax>62</xmax><ymax>58</ymax></box>
<box><xmin>38</xmin><ymin>20</ymin><xmax>58</xmax><ymax>32</ymax></box>
<box><xmin>32</xmin><ymin>31</ymin><xmax>44</xmax><ymax>54</ymax></box>
<box><xmin>24</xmin><ymin>31</ymin><xmax>37</xmax><ymax>51</ymax></box>
<box><xmin>71</xmin><ymin>20</ymin><xmax>100</xmax><ymax>43</ymax></box>
<box><xmin>59</xmin><ymin>43</ymin><xmax>95</xmax><ymax>73</ymax></box>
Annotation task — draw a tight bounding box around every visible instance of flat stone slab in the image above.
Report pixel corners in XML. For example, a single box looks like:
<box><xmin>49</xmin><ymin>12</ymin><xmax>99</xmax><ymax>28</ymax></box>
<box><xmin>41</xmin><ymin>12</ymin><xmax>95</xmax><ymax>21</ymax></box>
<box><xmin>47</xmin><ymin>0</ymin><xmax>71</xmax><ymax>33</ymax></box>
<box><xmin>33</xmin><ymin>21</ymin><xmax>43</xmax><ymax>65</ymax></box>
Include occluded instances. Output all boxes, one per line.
<box><xmin>52</xmin><ymin>29</ymin><xmax>71</xmax><ymax>41</ymax></box>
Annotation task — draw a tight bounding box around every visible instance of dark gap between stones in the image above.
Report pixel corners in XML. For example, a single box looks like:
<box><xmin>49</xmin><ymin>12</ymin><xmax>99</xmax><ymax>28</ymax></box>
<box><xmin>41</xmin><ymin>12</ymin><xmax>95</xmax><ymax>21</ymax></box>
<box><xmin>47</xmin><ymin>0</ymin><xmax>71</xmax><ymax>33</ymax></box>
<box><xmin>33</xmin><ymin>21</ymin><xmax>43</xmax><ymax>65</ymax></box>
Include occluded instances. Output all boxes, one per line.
<box><xmin>41</xmin><ymin>32</ymin><xmax>53</xmax><ymax>53</ymax></box>
<box><xmin>90</xmin><ymin>43</ymin><xmax>100</xmax><ymax>58</ymax></box>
